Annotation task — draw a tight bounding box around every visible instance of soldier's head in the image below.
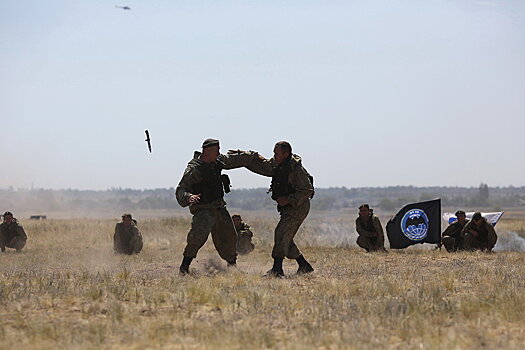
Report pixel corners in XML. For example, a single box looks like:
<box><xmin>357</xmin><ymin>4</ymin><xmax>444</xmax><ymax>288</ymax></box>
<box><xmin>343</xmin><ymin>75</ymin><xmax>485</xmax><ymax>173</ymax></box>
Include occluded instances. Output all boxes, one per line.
<box><xmin>201</xmin><ymin>138</ymin><xmax>220</xmax><ymax>163</ymax></box>
<box><xmin>358</xmin><ymin>204</ymin><xmax>371</xmax><ymax>218</ymax></box>
<box><xmin>3</xmin><ymin>211</ymin><xmax>13</xmax><ymax>224</ymax></box>
<box><xmin>232</xmin><ymin>214</ymin><xmax>242</xmax><ymax>228</ymax></box>
<box><xmin>122</xmin><ymin>213</ymin><xmax>133</xmax><ymax>226</ymax></box>
<box><xmin>472</xmin><ymin>212</ymin><xmax>483</xmax><ymax>224</ymax></box>
<box><xmin>455</xmin><ymin>210</ymin><xmax>466</xmax><ymax>224</ymax></box>
<box><xmin>273</xmin><ymin>141</ymin><xmax>292</xmax><ymax>165</ymax></box>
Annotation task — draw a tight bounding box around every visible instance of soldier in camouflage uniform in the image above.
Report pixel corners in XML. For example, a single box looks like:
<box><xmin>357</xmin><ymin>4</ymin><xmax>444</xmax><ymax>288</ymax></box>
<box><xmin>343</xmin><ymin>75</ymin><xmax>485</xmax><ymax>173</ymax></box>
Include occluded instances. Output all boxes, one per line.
<box><xmin>355</xmin><ymin>204</ymin><xmax>386</xmax><ymax>252</ymax></box>
<box><xmin>176</xmin><ymin>138</ymin><xmax>259</xmax><ymax>275</ymax></box>
<box><xmin>441</xmin><ymin>210</ymin><xmax>469</xmax><ymax>252</ymax></box>
<box><xmin>0</xmin><ymin>211</ymin><xmax>27</xmax><ymax>252</ymax></box>
<box><xmin>114</xmin><ymin>213</ymin><xmax>143</xmax><ymax>255</ymax></box>
<box><xmin>227</xmin><ymin>141</ymin><xmax>314</xmax><ymax>277</ymax></box>
<box><xmin>461</xmin><ymin>212</ymin><xmax>497</xmax><ymax>252</ymax></box>
<box><xmin>232</xmin><ymin>214</ymin><xmax>254</xmax><ymax>255</ymax></box>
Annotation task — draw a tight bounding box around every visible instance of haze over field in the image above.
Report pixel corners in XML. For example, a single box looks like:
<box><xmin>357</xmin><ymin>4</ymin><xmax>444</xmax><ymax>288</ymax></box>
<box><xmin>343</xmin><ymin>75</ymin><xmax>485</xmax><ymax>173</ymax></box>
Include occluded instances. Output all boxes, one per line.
<box><xmin>1</xmin><ymin>1</ymin><xmax>524</xmax><ymax>190</ymax></box>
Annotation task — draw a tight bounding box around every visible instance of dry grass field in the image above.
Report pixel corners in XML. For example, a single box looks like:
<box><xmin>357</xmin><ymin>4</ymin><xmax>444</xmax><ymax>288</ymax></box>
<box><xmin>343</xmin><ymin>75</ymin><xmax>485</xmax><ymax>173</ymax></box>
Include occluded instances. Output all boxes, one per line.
<box><xmin>1</xmin><ymin>213</ymin><xmax>525</xmax><ymax>349</ymax></box>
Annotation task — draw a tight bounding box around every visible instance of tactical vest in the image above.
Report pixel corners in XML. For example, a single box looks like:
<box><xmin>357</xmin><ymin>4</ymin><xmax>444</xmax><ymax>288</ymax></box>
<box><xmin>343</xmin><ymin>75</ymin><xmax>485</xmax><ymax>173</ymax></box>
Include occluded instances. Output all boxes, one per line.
<box><xmin>270</xmin><ymin>159</ymin><xmax>295</xmax><ymax>200</ymax></box>
<box><xmin>361</xmin><ymin>215</ymin><xmax>376</xmax><ymax>233</ymax></box>
<box><xmin>192</xmin><ymin>162</ymin><xmax>224</xmax><ymax>204</ymax></box>
<box><xmin>0</xmin><ymin>222</ymin><xmax>19</xmax><ymax>241</ymax></box>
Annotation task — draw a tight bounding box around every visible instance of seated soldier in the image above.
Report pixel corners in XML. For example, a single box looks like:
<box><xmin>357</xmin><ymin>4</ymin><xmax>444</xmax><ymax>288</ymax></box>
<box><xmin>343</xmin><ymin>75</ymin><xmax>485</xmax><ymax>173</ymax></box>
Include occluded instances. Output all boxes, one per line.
<box><xmin>0</xmin><ymin>211</ymin><xmax>27</xmax><ymax>252</ymax></box>
<box><xmin>441</xmin><ymin>210</ymin><xmax>469</xmax><ymax>252</ymax></box>
<box><xmin>232</xmin><ymin>214</ymin><xmax>254</xmax><ymax>255</ymax></box>
<box><xmin>355</xmin><ymin>204</ymin><xmax>386</xmax><ymax>252</ymax></box>
<box><xmin>461</xmin><ymin>212</ymin><xmax>497</xmax><ymax>252</ymax></box>
<box><xmin>114</xmin><ymin>213</ymin><xmax>143</xmax><ymax>255</ymax></box>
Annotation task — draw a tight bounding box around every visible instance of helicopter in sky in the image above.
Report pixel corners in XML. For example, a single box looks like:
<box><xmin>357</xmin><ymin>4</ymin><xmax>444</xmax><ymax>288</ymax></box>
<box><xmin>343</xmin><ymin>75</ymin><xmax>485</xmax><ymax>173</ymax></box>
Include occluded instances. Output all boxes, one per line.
<box><xmin>115</xmin><ymin>5</ymin><xmax>131</xmax><ymax>10</ymax></box>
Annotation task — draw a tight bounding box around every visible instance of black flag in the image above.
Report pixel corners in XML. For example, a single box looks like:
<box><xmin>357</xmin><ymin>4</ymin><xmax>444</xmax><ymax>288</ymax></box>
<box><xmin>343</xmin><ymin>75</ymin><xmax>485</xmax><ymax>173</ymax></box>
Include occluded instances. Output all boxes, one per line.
<box><xmin>386</xmin><ymin>198</ymin><xmax>441</xmax><ymax>249</ymax></box>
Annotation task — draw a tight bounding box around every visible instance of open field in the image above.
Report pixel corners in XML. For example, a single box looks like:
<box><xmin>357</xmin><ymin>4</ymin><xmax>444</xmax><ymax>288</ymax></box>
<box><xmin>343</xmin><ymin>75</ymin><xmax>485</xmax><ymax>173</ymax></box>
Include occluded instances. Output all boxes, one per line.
<box><xmin>1</xmin><ymin>214</ymin><xmax>525</xmax><ymax>349</ymax></box>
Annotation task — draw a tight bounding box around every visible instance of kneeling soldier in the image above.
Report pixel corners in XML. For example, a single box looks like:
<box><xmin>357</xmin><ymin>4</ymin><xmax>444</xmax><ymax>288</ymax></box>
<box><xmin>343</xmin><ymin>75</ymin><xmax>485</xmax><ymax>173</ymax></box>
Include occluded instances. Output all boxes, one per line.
<box><xmin>114</xmin><ymin>213</ymin><xmax>143</xmax><ymax>255</ymax></box>
<box><xmin>441</xmin><ymin>210</ymin><xmax>469</xmax><ymax>252</ymax></box>
<box><xmin>355</xmin><ymin>204</ymin><xmax>386</xmax><ymax>252</ymax></box>
<box><xmin>462</xmin><ymin>212</ymin><xmax>497</xmax><ymax>252</ymax></box>
<box><xmin>0</xmin><ymin>211</ymin><xmax>27</xmax><ymax>252</ymax></box>
<box><xmin>232</xmin><ymin>214</ymin><xmax>255</xmax><ymax>255</ymax></box>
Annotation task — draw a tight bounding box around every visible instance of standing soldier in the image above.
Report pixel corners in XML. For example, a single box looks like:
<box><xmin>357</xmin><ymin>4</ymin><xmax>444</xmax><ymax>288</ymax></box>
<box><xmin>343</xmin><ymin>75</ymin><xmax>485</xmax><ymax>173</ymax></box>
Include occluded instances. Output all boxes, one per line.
<box><xmin>176</xmin><ymin>138</ymin><xmax>258</xmax><ymax>275</ymax></box>
<box><xmin>0</xmin><ymin>211</ymin><xmax>27</xmax><ymax>252</ymax></box>
<box><xmin>441</xmin><ymin>210</ymin><xmax>469</xmax><ymax>252</ymax></box>
<box><xmin>114</xmin><ymin>213</ymin><xmax>143</xmax><ymax>255</ymax></box>
<box><xmin>461</xmin><ymin>212</ymin><xmax>498</xmax><ymax>252</ymax></box>
<box><xmin>355</xmin><ymin>204</ymin><xmax>386</xmax><ymax>252</ymax></box>
<box><xmin>232</xmin><ymin>214</ymin><xmax>255</xmax><ymax>255</ymax></box>
<box><xmin>228</xmin><ymin>141</ymin><xmax>314</xmax><ymax>277</ymax></box>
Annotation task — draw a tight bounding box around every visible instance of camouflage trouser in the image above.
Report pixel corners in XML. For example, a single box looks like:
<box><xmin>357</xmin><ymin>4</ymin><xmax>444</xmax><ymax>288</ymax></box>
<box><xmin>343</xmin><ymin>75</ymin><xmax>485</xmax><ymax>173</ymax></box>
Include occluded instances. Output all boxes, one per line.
<box><xmin>272</xmin><ymin>202</ymin><xmax>310</xmax><ymax>259</ymax></box>
<box><xmin>183</xmin><ymin>207</ymin><xmax>237</xmax><ymax>262</ymax></box>
<box><xmin>1</xmin><ymin>236</ymin><xmax>26</xmax><ymax>251</ymax></box>
<box><xmin>442</xmin><ymin>235</ymin><xmax>463</xmax><ymax>252</ymax></box>
<box><xmin>463</xmin><ymin>233</ymin><xmax>496</xmax><ymax>252</ymax></box>
<box><xmin>114</xmin><ymin>234</ymin><xmax>143</xmax><ymax>255</ymax></box>
<box><xmin>236</xmin><ymin>235</ymin><xmax>254</xmax><ymax>255</ymax></box>
<box><xmin>356</xmin><ymin>235</ymin><xmax>384</xmax><ymax>252</ymax></box>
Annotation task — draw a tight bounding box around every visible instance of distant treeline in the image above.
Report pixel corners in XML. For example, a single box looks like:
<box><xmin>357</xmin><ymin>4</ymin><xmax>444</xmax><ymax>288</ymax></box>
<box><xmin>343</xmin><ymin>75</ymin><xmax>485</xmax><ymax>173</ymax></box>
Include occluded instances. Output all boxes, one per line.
<box><xmin>1</xmin><ymin>184</ymin><xmax>524</xmax><ymax>213</ymax></box>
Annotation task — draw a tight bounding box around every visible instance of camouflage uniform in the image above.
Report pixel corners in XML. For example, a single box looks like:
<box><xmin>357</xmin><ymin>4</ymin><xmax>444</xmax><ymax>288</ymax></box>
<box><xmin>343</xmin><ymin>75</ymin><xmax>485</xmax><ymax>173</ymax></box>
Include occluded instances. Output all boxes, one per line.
<box><xmin>355</xmin><ymin>215</ymin><xmax>385</xmax><ymax>252</ymax></box>
<box><xmin>441</xmin><ymin>219</ymin><xmax>469</xmax><ymax>252</ymax></box>
<box><xmin>0</xmin><ymin>219</ymin><xmax>27</xmax><ymax>252</ymax></box>
<box><xmin>235</xmin><ymin>222</ymin><xmax>254</xmax><ymax>255</ymax></box>
<box><xmin>461</xmin><ymin>218</ymin><xmax>497</xmax><ymax>252</ymax></box>
<box><xmin>114</xmin><ymin>222</ymin><xmax>143</xmax><ymax>255</ymax></box>
<box><xmin>176</xmin><ymin>151</ymin><xmax>256</xmax><ymax>263</ymax></box>
<box><xmin>237</xmin><ymin>152</ymin><xmax>313</xmax><ymax>260</ymax></box>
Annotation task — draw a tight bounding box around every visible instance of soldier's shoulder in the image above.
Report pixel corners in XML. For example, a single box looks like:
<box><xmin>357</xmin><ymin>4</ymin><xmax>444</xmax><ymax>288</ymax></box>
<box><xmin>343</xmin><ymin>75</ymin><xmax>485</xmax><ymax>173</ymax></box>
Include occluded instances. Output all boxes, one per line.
<box><xmin>372</xmin><ymin>215</ymin><xmax>381</xmax><ymax>222</ymax></box>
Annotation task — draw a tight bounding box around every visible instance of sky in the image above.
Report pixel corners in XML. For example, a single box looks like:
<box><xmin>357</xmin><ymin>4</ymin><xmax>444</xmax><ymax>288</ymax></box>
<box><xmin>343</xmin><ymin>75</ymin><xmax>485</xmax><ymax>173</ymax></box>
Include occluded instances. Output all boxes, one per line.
<box><xmin>1</xmin><ymin>0</ymin><xmax>524</xmax><ymax>190</ymax></box>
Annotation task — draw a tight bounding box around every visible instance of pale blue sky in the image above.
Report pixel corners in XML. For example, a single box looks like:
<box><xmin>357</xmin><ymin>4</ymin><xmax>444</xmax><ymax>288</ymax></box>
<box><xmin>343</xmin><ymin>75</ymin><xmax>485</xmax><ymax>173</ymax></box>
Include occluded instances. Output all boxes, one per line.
<box><xmin>1</xmin><ymin>0</ymin><xmax>524</xmax><ymax>190</ymax></box>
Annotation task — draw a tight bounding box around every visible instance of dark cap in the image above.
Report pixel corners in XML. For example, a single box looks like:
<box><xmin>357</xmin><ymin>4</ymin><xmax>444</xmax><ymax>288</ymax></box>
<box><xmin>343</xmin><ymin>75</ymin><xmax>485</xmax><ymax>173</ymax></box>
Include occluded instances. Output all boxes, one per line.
<box><xmin>232</xmin><ymin>214</ymin><xmax>241</xmax><ymax>219</ymax></box>
<box><xmin>202</xmin><ymin>138</ymin><xmax>220</xmax><ymax>148</ymax></box>
<box><xmin>455</xmin><ymin>210</ymin><xmax>466</xmax><ymax>216</ymax></box>
<box><xmin>472</xmin><ymin>212</ymin><xmax>482</xmax><ymax>221</ymax></box>
<box><xmin>121</xmin><ymin>213</ymin><xmax>132</xmax><ymax>219</ymax></box>
<box><xmin>3</xmin><ymin>211</ymin><xmax>13</xmax><ymax>217</ymax></box>
<box><xmin>359</xmin><ymin>204</ymin><xmax>370</xmax><ymax>210</ymax></box>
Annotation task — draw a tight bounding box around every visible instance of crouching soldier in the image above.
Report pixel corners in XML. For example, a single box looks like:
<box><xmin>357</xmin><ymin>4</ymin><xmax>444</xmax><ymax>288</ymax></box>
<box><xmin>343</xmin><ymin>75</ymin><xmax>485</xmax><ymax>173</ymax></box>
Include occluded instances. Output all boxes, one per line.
<box><xmin>462</xmin><ymin>212</ymin><xmax>497</xmax><ymax>252</ymax></box>
<box><xmin>355</xmin><ymin>204</ymin><xmax>386</xmax><ymax>252</ymax></box>
<box><xmin>233</xmin><ymin>214</ymin><xmax>255</xmax><ymax>255</ymax></box>
<box><xmin>441</xmin><ymin>210</ymin><xmax>469</xmax><ymax>252</ymax></box>
<box><xmin>114</xmin><ymin>213</ymin><xmax>143</xmax><ymax>255</ymax></box>
<box><xmin>0</xmin><ymin>211</ymin><xmax>27</xmax><ymax>252</ymax></box>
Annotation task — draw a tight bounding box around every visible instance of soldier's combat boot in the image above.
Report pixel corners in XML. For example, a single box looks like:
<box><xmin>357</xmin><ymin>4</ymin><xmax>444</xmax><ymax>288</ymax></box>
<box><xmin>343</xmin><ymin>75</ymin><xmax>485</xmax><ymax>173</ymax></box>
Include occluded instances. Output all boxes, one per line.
<box><xmin>179</xmin><ymin>256</ymin><xmax>193</xmax><ymax>275</ymax></box>
<box><xmin>296</xmin><ymin>255</ymin><xmax>314</xmax><ymax>275</ymax></box>
<box><xmin>265</xmin><ymin>257</ymin><xmax>284</xmax><ymax>277</ymax></box>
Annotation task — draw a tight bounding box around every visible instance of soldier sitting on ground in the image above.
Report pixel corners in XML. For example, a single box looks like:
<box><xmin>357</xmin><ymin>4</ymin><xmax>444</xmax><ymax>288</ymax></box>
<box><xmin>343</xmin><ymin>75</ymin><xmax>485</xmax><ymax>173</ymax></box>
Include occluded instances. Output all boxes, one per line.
<box><xmin>441</xmin><ymin>210</ymin><xmax>469</xmax><ymax>252</ymax></box>
<box><xmin>232</xmin><ymin>214</ymin><xmax>254</xmax><ymax>255</ymax></box>
<box><xmin>0</xmin><ymin>211</ymin><xmax>27</xmax><ymax>252</ymax></box>
<box><xmin>114</xmin><ymin>213</ymin><xmax>143</xmax><ymax>255</ymax></box>
<box><xmin>461</xmin><ymin>212</ymin><xmax>497</xmax><ymax>252</ymax></box>
<box><xmin>355</xmin><ymin>204</ymin><xmax>386</xmax><ymax>252</ymax></box>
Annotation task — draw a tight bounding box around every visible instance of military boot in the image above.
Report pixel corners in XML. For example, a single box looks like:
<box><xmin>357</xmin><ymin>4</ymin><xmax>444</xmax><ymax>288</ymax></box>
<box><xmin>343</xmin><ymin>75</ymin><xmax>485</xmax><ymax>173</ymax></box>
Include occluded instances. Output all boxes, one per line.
<box><xmin>265</xmin><ymin>257</ymin><xmax>284</xmax><ymax>277</ymax></box>
<box><xmin>179</xmin><ymin>256</ymin><xmax>193</xmax><ymax>275</ymax></box>
<box><xmin>296</xmin><ymin>255</ymin><xmax>314</xmax><ymax>274</ymax></box>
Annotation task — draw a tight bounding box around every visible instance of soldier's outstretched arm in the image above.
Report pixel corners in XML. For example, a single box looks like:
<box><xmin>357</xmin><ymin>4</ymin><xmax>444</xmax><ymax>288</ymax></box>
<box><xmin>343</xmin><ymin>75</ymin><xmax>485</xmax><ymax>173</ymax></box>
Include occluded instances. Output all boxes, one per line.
<box><xmin>175</xmin><ymin>166</ymin><xmax>203</xmax><ymax>207</ymax></box>
<box><xmin>222</xmin><ymin>150</ymin><xmax>274</xmax><ymax>176</ymax></box>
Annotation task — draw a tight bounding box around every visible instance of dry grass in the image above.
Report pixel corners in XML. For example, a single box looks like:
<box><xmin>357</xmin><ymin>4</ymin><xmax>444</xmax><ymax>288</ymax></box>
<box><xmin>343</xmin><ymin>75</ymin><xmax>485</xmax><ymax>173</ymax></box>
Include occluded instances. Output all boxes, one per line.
<box><xmin>1</xmin><ymin>214</ymin><xmax>525</xmax><ymax>349</ymax></box>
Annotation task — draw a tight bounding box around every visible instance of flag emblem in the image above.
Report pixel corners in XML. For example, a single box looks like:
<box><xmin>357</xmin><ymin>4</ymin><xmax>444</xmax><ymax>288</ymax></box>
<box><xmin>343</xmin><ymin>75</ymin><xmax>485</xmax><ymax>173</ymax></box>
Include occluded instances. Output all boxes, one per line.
<box><xmin>401</xmin><ymin>209</ymin><xmax>429</xmax><ymax>241</ymax></box>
